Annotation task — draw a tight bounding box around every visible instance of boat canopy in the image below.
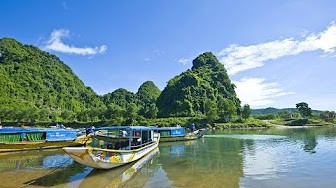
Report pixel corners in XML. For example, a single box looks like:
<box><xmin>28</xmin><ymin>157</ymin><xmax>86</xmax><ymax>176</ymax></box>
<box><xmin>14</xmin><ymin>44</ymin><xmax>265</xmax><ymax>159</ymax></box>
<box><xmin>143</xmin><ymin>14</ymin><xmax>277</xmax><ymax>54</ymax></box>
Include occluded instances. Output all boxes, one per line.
<box><xmin>0</xmin><ymin>127</ymin><xmax>77</xmax><ymax>142</ymax></box>
<box><xmin>94</xmin><ymin>126</ymin><xmax>155</xmax><ymax>131</ymax></box>
<box><xmin>151</xmin><ymin>127</ymin><xmax>186</xmax><ymax>137</ymax></box>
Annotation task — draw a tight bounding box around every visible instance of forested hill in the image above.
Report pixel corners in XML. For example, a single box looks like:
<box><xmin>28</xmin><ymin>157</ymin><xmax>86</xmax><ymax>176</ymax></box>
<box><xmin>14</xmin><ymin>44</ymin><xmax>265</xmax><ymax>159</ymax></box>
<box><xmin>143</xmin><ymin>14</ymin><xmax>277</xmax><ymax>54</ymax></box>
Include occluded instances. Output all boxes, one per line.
<box><xmin>0</xmin><ymin>38</ymin><xmax>104</xmax><ymax>121</ymax></box>
<box><xmin>0</xmin><ymin>38</ymin><xmax>241</xmax><ymax>124</ymax></box>
<box><xmin>156</xmin><ymin>52</ymin><xmax>241</xmax><ymax>118</ymax></box>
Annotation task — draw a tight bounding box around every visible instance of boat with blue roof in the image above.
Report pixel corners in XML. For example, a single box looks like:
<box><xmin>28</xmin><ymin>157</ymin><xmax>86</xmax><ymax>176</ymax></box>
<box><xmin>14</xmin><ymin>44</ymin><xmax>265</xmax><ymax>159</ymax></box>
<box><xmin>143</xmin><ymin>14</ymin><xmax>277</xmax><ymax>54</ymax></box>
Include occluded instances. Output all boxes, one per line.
<box><xmin>152</xmin><ymin>126</ymin><xmax>207</xmax><ymax>142</ymax></box>
<box><xmin>63</xmin><ymin>126</ymin><xmax>160</xmax><ymax>169</ymax></box>
<box><xmin>0</xmin><ymin>127</ymin><xmax>87</xmax><ymax>152</ymax></box>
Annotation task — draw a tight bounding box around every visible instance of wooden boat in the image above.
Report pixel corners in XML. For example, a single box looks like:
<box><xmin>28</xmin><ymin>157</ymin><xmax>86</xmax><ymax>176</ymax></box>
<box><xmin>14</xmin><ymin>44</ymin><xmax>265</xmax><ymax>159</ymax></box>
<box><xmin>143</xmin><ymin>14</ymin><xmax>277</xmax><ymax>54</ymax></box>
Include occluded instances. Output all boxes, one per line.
<box><xmin>77</xmin><ymin>148</ymin><xmax>159</xmax><ymax>188</ymax></box>
<box><xmin>0</xmin><ymin>127</ymin><xmax>88</xmax><ymax>152</ymax></box>
<box><xmin>152</xmin><ymin>127</ymin><xmax>207</xmax><ymax>142</ymax></box>
<box><xmin>63</xmin><ymin>126</ymin><xmax>160</xmax><ymax>169</ymax></box>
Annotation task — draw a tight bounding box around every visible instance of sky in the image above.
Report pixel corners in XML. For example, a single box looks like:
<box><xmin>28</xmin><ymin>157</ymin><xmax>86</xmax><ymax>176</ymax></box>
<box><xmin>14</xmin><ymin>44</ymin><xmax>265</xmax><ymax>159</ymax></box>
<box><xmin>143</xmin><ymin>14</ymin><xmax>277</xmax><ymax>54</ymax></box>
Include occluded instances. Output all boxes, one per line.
<box><xmin>1</xmin><ymin>0</ymin><xmax>335</xmax><ymax>110</ymax></box>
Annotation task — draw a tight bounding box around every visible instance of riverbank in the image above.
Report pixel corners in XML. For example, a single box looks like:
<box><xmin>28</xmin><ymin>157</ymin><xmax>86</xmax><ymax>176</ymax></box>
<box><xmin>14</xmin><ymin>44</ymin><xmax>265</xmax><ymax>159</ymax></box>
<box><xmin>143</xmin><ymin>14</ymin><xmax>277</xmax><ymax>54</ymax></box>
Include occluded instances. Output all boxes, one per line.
<box><xmin>1</xmin><ymin>117</ymin><xmax>334</xmax><ymax>131</ymax></box>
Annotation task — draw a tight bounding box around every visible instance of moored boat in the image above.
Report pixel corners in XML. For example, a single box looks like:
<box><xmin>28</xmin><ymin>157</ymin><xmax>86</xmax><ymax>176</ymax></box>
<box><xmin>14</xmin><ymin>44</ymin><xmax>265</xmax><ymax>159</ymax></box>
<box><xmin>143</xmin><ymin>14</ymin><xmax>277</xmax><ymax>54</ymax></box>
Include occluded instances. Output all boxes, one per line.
<box><xmin>152</xmin><ymin>127</ymin><xmax>207</xmax><ymax>142</ymax></box>
<box><xmin>63</xmin><ymin>126</ymin><xmax>160</xmax><ymax>169</ymax></box>
<box><xmin>0</xmin><ymin>127</ymin><xmax>86</xmax><ymax>152</ymax></box>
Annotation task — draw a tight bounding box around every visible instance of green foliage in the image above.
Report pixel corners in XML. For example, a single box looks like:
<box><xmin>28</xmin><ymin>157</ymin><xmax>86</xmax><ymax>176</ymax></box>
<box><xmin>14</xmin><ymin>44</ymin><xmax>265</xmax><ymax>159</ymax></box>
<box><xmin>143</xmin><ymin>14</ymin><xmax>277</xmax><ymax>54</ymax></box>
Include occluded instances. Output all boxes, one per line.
<box><xmin>285</xmin><ymin>118</ymin><xmax>308</xmax><ymax>126</ymax></box>
<box><xmin>0</xmin><ymin>39</ymin><xmax>244</xmax><ymax>126</ymax></box>
<box><xmin>214</xmin><ymin>118</ymin><xmax>268</xmax><ymax>129</ymax></box>
<box><xmin>320</xmin><ymin>111</ymin><xmax>335</xmax><ymax>122</ymax></box>
<box><xmin>204</xmin><ymin>99</ymin><xmax>218</xmax><ymax>122</ymax></box>
<box><xmin>241</xmin><ymin>104</ymin><xmax>252</xmax><ymax>120</ymax></box>
<box><xmin>296</xmin><ymin>102</ymin><xmax>312</xmax><ymax>117</ymax></box>
<box><xmin>0</xmin><ymin>38</ymin><xmax>104</xmax><ymax>122</ymax></box>
<box><xmin>136</xmin><ymin>81</ymin><xmax>161</xmax><ymax>118</ymax></box>
<box><xmin>217</xmin><ymin>97</ymin><xmax>237</xmax><ymax>122</ymax></box>
<box><xmin>253</xmin><ymin>113</ymin><xmax>277</xmax><ymax>120</ymax></box>
<box><xmin>156</xmin><ymin>52</ymin><xmax>240</xmax><ymax>118</ymax></box>
<box><xmin>103</xmin><ymin>88</ymin><xmax>138</xmax><ymax>109</ymax></box>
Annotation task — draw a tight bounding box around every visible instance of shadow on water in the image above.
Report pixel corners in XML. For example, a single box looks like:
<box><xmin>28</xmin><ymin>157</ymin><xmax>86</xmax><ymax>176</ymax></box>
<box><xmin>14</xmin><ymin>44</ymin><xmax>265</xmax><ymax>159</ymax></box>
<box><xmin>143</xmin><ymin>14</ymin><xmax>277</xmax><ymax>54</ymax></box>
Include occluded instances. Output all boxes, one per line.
<box><xmin>27</xmin><ymin>162</ymin><xmax>86</xmax><ymax>187</ymax></box>
<box><xmin>0</xmin><ymin>149</ymin><xmax>85</xmax><ymax>187</ymax></box>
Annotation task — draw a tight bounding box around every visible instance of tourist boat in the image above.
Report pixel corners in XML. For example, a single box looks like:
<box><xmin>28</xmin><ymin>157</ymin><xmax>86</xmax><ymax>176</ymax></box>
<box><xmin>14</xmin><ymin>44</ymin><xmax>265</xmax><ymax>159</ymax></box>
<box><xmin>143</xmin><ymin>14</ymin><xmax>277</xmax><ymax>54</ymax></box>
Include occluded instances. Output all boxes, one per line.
<box><xmin>63</xmin><ymin>126</ymin><xmax>160</xmax><ymax>169</ymax></box>
<box><xmin>78</xmin><ymin>148</ymin><xmax>159</xmax><ymax>187</ymax></box>
<box><xmin>0</xmin><ymin>127</ymin><xmax>88</xmax><ymax>152</ymax></box>
<box><xmin>152</xmin><ymin>127</ymin><xmax>207</xmax><ymax>142</ymax></box>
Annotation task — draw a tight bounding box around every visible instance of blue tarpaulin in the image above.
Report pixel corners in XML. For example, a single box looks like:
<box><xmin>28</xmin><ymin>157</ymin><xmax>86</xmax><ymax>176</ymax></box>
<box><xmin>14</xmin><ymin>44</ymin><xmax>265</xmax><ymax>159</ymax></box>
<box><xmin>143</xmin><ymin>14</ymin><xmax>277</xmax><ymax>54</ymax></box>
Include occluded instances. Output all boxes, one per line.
<box><xmin>46</xmin><ymin>130</ymin><xmax>77</xmax><ymax>141</ymax></box>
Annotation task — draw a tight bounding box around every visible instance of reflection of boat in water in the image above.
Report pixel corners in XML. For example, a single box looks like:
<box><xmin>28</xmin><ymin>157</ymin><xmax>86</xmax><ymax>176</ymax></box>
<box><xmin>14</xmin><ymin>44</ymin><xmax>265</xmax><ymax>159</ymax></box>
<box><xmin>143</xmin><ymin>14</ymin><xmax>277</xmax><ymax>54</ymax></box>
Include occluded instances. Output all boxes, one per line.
<box><xmin>63</xmin><ymin>126</ymin><xmax>160</xmax><ymax>169</ymax></box>
<box><xmin>159</xmin><ymin>140</ymin><xmax>198</xmax><ymax>158</ymax></box>
<box><xmin>78</xmin><ymin>148</ymin><xmax>159</xmax><ymax>188</ymax></box>
<box><xmin>0</xmin><ymin>149</ymin><xmax>74</xmax><ymax>171</ymax></box>
<box><xmin>152</xmin><ymin>127</ymin><xmax>207</xmax><ymax>142</ymax></box>
<box><xmin>0</xmin><ymin>127</ymin><xmax>88</xmax><ymax>152</ymax></box>
<box><xmin>0</xmin><ymin>149</ymin><xmax>87</xmax><ymax>187</ymax></box>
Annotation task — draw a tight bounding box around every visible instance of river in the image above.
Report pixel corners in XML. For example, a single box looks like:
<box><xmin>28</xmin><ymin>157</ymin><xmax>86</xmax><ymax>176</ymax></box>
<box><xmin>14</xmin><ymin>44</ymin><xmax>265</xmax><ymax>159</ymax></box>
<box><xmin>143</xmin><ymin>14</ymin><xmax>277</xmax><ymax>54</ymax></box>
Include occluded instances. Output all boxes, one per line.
<box><xmin>0</xmin><ymin>126</ymin><xmax>335</xmax><ymax>188</ymax></box>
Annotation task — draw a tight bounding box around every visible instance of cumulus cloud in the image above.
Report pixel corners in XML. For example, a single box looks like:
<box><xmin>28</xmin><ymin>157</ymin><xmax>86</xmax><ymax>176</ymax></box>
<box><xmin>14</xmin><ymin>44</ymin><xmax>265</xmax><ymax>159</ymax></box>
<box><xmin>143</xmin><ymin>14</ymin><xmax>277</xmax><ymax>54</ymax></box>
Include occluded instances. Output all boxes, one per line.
<box><xmin>233</xmin><ymin>78</ymin><xmax>294</xmax><ymax>107</ymax></box>
<box><xmin>44</xmin><ymin>29</ymin><xmax>107</xmax><ymax>55</ymax></box>
<box><xmin>219</xmin><ymin>21</ymin><xmax>336</xmax><ymax>75</ymax></box>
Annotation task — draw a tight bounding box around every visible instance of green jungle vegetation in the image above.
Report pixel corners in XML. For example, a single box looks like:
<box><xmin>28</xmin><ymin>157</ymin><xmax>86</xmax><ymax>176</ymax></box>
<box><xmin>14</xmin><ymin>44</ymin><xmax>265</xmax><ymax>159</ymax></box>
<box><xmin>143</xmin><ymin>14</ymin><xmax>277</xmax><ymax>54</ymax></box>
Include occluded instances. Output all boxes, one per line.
<box><xmin>0</xmin><ymin>38</ymin><xmax>334</xmax><ymax>128</ymax></box>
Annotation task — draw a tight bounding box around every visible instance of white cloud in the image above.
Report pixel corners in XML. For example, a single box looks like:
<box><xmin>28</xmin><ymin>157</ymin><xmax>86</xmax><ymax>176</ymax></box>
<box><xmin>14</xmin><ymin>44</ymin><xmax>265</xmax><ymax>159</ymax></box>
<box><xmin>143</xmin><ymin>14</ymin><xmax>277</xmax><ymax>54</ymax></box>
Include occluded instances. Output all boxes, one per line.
<box><xmin>144</xmin><ymin>58</ymin><xmax>150</xmax><ymax>63</ymax></box>
<box><xmin>178</xmin><ymin>58</ymin><xmax>191</xmax><ymax>65</ymax></box>
<box><xmin>44</xmin><ymin>29</ymin><xmax>107</xmax><ymax>55</ymax></box>
<box><xmin>233</xmin><ymin>78</ymin><xmax>294</xmax><ymax>107</ymax></box>
<box><xmin>218</xmin><ymin>21</ymin><xmax>336</xmax><ymax>75</ymax></box>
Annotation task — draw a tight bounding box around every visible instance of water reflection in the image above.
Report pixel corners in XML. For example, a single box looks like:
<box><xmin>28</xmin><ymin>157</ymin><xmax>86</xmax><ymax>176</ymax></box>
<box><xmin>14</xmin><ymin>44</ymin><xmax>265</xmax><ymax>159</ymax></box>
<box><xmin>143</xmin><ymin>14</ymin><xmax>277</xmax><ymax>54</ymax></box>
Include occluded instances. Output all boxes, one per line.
<box><xmin>156</xmin><ymin>139</ymin><xmax>244</xmax><ymax>188</ymax></box>
<box><xmin>78</xmin><ymin>148</ymin><xmax>159</xmax><ymax>188</ymax></box>
<box><xmin>211</xmin><ymin>127</ymin><xmax>336</xmax><ymax>188</ymax></box>
<box><xmin>0</xmin><ymin>150</ymin><xmax>72</xmax><ymax>172</ymax></box>
<box><xmin>0</xmin><ymin>149</ymin><xmax>85</xmax><ymax>187</ymax></box>
<box><xmin>0</xmin><ymin>127</ymin><xmax>335</xmax><ymax>188</ymax></box>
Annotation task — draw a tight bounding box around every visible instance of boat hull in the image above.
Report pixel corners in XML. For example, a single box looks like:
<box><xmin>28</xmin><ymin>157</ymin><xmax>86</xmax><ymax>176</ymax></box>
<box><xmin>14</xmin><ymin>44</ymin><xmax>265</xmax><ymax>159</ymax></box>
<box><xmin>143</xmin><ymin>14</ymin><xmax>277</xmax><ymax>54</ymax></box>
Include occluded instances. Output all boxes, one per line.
<box><xmin>0</xmin><ymin>140</ymin><xmax>82</xmax><ymax>152</ymax></box>
<box><xmin>159</xmin><ymin>128</ymin><xmax>207</xmax><ymax>142</ymax></box>
<box><xmin>63</xmin><ymin>139</ymin><xmax>159</xmax><ymax>169</ymax></box>
<box><xmin>160</xmin><ymin>135</ymin><xmax>200</xmax><ymax>142</ymax></box>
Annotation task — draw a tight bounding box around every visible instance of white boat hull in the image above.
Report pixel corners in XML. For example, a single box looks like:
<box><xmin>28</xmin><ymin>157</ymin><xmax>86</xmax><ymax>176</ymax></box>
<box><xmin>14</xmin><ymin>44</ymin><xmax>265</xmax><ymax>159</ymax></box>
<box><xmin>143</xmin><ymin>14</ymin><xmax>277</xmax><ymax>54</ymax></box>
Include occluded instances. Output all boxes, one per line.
<box><xmin>63</xmin><ymin>140</ymin><xmax>159</xmax><ymax>169</ymax></box>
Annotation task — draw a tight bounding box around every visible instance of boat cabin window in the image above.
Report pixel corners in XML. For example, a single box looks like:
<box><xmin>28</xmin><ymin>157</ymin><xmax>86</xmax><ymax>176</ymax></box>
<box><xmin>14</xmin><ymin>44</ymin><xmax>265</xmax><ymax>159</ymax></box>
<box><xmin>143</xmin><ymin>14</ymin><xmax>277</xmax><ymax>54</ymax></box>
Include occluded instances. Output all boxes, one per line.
<box><xmin>90</xmin><ymin>128</ymin><xmax>154</xmax><ymax>150</ymax></box>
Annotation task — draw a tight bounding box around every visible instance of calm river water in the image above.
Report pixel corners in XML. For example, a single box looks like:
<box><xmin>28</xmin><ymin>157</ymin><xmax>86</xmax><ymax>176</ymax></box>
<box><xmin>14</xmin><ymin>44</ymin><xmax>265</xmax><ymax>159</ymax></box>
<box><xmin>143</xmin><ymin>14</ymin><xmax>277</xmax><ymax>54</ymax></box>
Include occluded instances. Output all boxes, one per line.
<box><xmin>0</xmin><ymin>126</ymin><xmax>336</xmax><ymax>188</ymax></box>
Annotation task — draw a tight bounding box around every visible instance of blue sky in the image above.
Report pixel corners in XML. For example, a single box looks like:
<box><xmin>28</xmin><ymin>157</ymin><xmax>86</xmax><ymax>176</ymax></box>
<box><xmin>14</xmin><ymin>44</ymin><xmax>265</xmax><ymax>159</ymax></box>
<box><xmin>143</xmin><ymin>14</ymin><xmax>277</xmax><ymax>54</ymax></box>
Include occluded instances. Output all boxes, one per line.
<box><xmin>1</xmin><ymin>0</ymin><xmax>335</xmax><ymax>110</ymax></box>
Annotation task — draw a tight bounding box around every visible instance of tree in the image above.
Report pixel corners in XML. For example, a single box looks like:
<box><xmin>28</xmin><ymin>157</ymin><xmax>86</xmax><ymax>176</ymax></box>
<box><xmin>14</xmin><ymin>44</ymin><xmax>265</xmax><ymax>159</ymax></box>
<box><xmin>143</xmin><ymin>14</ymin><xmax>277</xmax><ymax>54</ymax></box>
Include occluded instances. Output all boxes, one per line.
<box><xmin>204</xmin><ymin>99</ymin><xmax>218</xmax><ymax>122</ymax></box>
<box><xmin>320</xmin><ymin>111</ymin><xmax>335</xmax><ymax>122</ymax></box>
<box><xmin>156</xmin><ymin>52</ymin><xmax>240</xmax><ymax>118</ymax></box>
<box><xmin>217</xmin><ymin>97</ymin><xmax>236</xmax><ymax>122</ymax></box>
<box><xmin>241</xmin><ymin>104</ymin><xmax>251</xmax><ymax>120</ymax></box>
<box><xmin>124</xmin><ymin>103</ymin><xmax>139</xmax><ymax>125</ymax></box>
<box><xmin>296</xmin><ymin>102</ymin><xmax>312</xmax><ymax>117</ymax></box>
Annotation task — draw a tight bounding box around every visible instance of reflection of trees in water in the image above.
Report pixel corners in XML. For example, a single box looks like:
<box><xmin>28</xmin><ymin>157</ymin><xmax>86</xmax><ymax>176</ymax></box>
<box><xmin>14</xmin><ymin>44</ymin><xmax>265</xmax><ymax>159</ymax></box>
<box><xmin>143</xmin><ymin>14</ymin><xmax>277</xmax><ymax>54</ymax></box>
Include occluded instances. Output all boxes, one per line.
<box><xmin>218</xmin><ymin>127</ymin><xmax>336</xmax><ymax>153</ymax></box>
<box><xmin>282</xmin><ymin>128</ymin><xmax>319</xmax><ymax>153</ymax></box>
<box><xmin>159</xmin><ymin>139</ymin><xmax>244</xmax><ymax>188</ymax></box>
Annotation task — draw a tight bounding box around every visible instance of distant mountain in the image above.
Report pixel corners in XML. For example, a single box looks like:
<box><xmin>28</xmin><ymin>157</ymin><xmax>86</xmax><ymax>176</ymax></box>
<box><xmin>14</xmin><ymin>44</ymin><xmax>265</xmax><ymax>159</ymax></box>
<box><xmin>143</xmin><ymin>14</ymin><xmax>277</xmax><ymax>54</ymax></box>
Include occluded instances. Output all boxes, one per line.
<box><xmin>156</xmin><ymin>52</ymin><xmax>240</xmax><ymax>118</ymax></box>
<box><xmin>0</xmin><ymin>38</ymin><xmax>104</xmax><ymax>121</ymax></box>
<box><xmin>252</xmin><ymin>107</ymin><xmax>322</xmax><ymax>115</ymax></box>
<box><xmin>102</xmin><ymin>81</ymin><xmax>161</xmax><ymax>118</ymax></box>
<box><xmin>252</xmin><ymin>107</ymin><xmax>297</xmax><ymax>115</ymax></box>
<box><xmin>103</xmin><ymin>88</ymin><xmax>138</xmax><ymax>109</ymax></box>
